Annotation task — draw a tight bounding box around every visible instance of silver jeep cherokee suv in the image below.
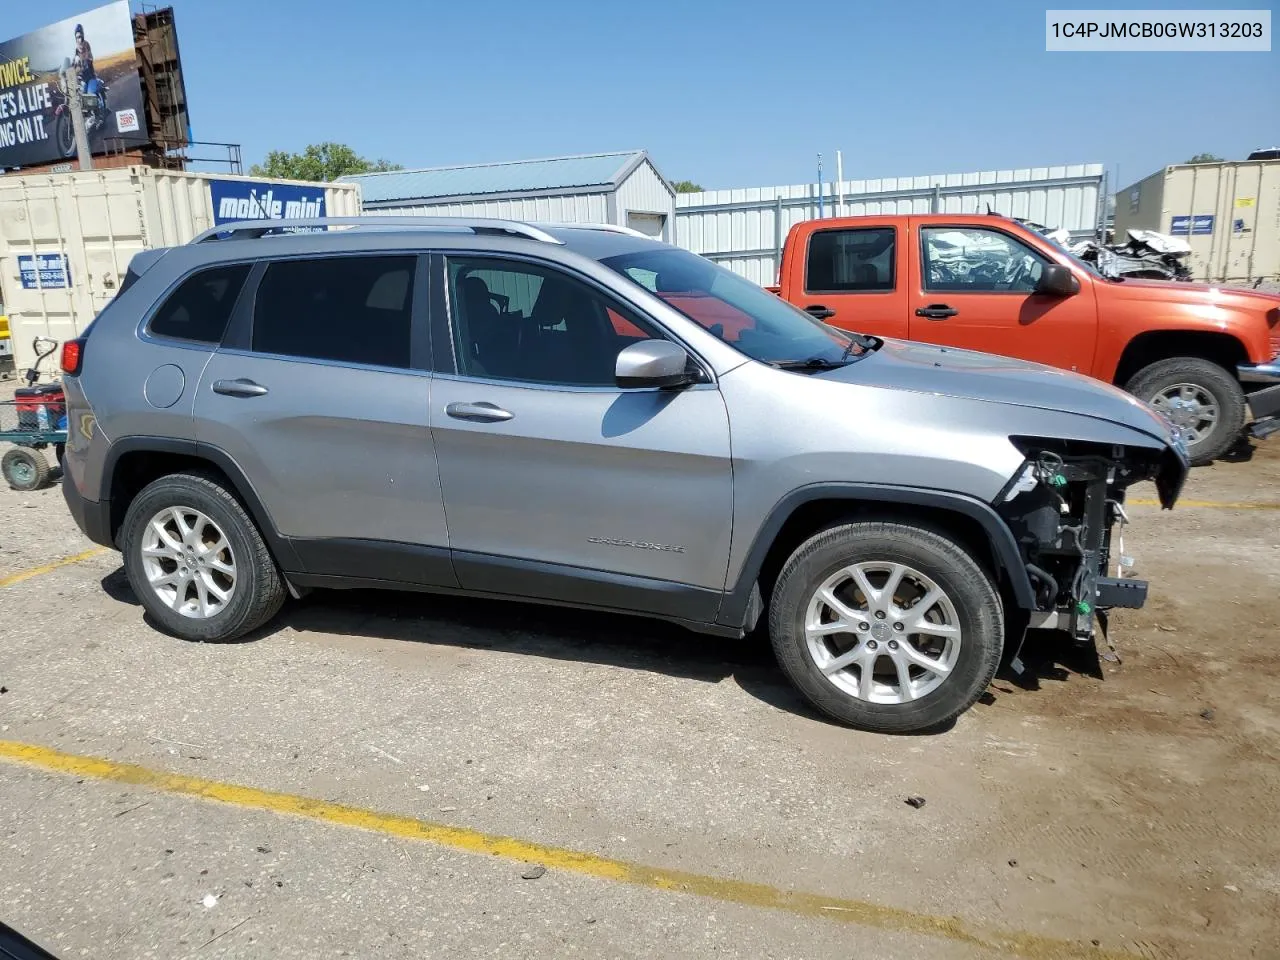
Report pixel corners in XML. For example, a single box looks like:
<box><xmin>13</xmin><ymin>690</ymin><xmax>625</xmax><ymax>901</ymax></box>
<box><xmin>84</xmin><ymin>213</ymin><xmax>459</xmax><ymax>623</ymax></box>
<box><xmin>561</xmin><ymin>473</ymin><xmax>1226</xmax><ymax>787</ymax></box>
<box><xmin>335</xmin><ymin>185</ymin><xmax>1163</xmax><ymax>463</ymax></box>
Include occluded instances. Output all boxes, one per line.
<box><xmin>59</xmin><ymin>217</ymin><xmax>1188</xmax><ymax>733</ymax></box>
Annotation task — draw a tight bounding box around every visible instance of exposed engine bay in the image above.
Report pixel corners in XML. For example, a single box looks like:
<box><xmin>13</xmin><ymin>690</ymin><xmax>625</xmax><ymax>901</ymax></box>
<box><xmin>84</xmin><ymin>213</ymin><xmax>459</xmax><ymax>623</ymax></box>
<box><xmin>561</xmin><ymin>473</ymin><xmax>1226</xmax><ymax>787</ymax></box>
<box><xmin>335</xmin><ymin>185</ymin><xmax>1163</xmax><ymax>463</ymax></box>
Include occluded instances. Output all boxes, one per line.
<box><xmin>998</xmin><ymin>439</ymin><xmax>1187</xmax><ymax>644</ymax></box>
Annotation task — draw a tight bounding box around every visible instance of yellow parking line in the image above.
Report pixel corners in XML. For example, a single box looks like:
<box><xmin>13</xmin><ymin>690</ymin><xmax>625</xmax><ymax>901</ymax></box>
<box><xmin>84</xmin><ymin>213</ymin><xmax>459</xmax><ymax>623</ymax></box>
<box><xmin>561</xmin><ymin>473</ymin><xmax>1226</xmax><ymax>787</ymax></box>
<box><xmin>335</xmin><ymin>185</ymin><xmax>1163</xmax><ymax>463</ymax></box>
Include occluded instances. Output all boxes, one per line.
<box><xmin>1130</xmin><ymin>498</ymin><xmax>1280</xmax><ymax>510</ymax></box>
<box><xmin>0</xmin><ymin>739</ymin><xmax>1132</xmax><ymax>960</ymax></box>
<box><xmin>0</xmin><ymin>547</ymin><xmax>109</xmax><ymax>588</ymax></box>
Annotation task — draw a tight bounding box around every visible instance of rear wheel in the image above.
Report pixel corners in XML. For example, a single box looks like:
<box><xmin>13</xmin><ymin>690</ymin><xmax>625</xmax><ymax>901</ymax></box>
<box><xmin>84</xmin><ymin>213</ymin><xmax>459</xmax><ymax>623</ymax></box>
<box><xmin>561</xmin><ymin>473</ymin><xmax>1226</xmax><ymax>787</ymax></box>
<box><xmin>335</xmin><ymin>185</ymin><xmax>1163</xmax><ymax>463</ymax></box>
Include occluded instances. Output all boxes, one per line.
<box><xmin>2</xmin><ymin>447</ymin><xmax>50</xmax><ymax>491</ymax></box>
<box><xmin>121</xmin><ymin>473</ymin><xmax>285</xmax><ymax>642</ymax></box>
<box><xmin>1125</xmin><ymin>357</ymin><xmax>1246</xmax><ymax>465</ymax></box>
<box><xmin>769</xmin><ymin>521</ymin><xmax>1003</xmax><ymax>733</ymax></box>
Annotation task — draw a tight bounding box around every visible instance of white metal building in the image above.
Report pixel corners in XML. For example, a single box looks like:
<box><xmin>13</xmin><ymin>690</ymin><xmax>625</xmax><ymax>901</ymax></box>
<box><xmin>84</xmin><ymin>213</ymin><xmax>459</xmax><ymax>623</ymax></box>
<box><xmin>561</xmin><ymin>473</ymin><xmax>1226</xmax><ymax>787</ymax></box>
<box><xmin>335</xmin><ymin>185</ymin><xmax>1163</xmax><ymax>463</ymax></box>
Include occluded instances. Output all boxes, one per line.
<box><xmin>344</xmin><ymin>151</ymin><xmax>676</xmax><ymax>241</ymax></box>
<box><xmin>676</xmin><ymin>163</ymin><xmax>1107</xmax><ymax>284</ymax></box>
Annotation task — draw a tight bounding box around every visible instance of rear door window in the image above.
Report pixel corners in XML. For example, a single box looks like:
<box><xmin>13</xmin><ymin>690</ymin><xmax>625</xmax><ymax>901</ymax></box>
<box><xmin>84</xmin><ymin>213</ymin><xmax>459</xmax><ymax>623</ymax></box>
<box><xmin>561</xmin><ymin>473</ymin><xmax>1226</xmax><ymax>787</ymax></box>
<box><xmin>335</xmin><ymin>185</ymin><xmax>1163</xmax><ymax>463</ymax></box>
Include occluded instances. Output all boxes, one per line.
<box><xmin>805</xmin><ymin>228</ymin><xmax>896</xmax><ymax>292</ymax></box>
<box><xmin>251</xmin><ymin>256</ymin><xmax>415</xmax><ymax>368</ymax></box>
<box><xmin>148</xmin><ymin>263</ymin><xmax>252</xmax><ymax>344</ymax></box>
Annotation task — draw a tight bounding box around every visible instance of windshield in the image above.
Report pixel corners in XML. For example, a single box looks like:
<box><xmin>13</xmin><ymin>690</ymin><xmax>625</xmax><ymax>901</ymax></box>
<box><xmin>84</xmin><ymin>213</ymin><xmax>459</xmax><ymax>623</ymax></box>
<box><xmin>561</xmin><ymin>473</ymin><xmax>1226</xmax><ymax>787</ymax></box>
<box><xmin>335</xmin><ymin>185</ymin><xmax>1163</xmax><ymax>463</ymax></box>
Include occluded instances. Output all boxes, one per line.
<box><xmin>600</xmin><ymin>247</ymin><xmax>865</xmax><ymax>366</ymax></box>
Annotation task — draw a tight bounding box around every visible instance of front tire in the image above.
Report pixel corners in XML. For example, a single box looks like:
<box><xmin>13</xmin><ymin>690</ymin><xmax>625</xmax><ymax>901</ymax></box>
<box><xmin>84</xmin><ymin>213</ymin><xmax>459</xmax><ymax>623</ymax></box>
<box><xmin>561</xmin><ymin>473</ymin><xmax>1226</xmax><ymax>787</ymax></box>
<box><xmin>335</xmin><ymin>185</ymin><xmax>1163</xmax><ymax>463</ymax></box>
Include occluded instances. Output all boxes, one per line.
<box><xmin>120</xmin><ymin>472</ymin><xmax>285</xmax><ymax>642</ymax></box>
<box><xmin>769</xmin><ymin>522</ymin><xmax>1003</xmax><ymax>733</ymax></box>
<box><xmin>1125</xmin><ymin>357</ymin><xmax>1246</xmax><ymax>465</ymax></box>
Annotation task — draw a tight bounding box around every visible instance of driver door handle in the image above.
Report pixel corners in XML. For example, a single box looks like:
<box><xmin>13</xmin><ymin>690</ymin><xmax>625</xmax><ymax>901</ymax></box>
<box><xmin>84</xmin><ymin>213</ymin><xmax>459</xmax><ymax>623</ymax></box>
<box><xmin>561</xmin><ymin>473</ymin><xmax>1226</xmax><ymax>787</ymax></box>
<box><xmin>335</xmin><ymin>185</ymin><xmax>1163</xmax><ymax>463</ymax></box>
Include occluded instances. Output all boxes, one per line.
<box><xmin>446</xmin><ymin>401</ymin><xmax>514</xmax><ymax>423</ymax></box>
<box><xmin>212</xmin><ymin>378</ymin><xmax>269</xmax><ymax>398</ymax></box>
<box><xmin>915</xmin><ymin>304</ymin><xmax>958</xmax><ymax>320</ymax></box>
<box><xmin>804</xmin><ymin>304</ymin><xmax>836</xmax><ymax>320</ymax></box>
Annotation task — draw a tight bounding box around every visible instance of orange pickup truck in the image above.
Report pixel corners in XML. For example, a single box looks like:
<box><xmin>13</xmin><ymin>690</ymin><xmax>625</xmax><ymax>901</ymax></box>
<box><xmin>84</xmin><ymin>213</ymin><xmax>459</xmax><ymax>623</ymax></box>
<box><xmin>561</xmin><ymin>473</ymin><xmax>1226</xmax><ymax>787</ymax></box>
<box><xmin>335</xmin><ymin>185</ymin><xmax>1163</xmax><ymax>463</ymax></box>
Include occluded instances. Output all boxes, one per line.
<box><xmin>773</xmin><ymin>214</ymin><xmax>1280</xmax><ymax>463</ymax></box>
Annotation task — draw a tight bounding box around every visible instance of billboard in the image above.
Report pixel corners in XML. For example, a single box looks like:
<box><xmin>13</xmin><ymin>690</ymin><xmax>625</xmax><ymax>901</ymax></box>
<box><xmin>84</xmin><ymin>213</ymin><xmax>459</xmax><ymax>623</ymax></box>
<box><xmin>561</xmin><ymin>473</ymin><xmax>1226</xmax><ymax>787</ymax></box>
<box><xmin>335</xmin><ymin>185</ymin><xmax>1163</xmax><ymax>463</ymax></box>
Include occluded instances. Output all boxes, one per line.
<box><xmin>0</xmin><ymin>2</ymin><xmax>148</xmax><ymax>169</ymax></box>
<box><xmin>210</xmin><ymin>180</ymin><xmax>327</xmax><ymax>226</ymax></box>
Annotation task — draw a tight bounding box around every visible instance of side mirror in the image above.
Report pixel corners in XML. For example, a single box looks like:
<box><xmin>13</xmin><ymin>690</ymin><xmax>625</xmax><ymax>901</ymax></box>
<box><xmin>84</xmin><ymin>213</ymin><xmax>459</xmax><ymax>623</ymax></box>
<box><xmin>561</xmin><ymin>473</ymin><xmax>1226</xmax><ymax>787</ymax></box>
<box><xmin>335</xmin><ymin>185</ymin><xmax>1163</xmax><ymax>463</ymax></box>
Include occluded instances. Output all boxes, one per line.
<box><xmin>1036</xmin><ymin>262</ymin><xmax>1080</xmax><ymax>297</ymax></box>
<box><xmin>616</xmin><ymin>340</ymin><xmax>697</xmax><ymax>389</ymax></box>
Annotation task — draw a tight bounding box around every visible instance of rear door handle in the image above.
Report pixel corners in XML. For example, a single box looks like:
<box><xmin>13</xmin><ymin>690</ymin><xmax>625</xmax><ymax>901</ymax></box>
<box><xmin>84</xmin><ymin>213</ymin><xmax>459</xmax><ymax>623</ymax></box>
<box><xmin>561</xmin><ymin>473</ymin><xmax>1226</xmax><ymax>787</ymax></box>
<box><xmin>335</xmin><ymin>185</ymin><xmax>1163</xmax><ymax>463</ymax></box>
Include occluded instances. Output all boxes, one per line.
<box><xmin>212</xmin><ymin>378</ymin><xmax>269</xmax><ymax>398</ymax></box>
<box><xmin>915</xmin><ymin>304</ymin><xmax>958</xmax><ymax>320</ymax></box>
<box><xmin>446</xmin><ymin>401</ymin><xmax>514</xmax><ymax>423</ymax></box>
<box><xmin>804</xmin><ymin>304</ymin><xmax>836</xmax><ymax>320</ymax></box>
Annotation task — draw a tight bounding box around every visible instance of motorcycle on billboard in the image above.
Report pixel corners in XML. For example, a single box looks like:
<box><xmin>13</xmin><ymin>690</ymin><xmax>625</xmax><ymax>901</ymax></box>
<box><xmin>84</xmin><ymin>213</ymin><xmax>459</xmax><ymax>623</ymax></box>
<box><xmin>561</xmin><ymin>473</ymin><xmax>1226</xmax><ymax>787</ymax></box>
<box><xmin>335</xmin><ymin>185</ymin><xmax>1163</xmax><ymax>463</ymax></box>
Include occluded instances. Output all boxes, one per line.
<box><xmin>51</xmin><ymin>56</ymin><xmax>110</xmax><ymax>158</ymax></box>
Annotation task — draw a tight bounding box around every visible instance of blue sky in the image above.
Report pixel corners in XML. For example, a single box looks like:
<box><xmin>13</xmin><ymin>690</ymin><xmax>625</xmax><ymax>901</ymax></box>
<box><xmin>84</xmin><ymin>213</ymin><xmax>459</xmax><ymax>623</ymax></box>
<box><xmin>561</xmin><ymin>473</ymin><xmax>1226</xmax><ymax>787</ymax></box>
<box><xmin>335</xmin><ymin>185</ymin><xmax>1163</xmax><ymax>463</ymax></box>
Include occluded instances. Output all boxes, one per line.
<box><xmin>12</xmin><ymin>0</ymin><xmax>1279</xmax><ymax>191</ymax></box>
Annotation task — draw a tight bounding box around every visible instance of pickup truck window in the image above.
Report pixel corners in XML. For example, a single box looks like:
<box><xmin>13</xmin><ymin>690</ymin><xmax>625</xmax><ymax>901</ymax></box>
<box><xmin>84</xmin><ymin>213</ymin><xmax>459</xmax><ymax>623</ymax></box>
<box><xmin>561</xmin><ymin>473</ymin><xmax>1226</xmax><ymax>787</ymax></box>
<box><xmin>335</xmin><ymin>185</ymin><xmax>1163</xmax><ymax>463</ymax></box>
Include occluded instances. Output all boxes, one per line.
<box><xmin>921</xmin><ymin>227</ymin><xmax>1047</xmax><ymax>293</ymax></box>
<box><xmin>806</xmin><ymin>227</ymin><xmax>895</xmax><ymax>293</ymax></box>
<box><xmin>603</xmin><ymin>247</ymin><xmax>857</xmax><ymax>367</ymax></box>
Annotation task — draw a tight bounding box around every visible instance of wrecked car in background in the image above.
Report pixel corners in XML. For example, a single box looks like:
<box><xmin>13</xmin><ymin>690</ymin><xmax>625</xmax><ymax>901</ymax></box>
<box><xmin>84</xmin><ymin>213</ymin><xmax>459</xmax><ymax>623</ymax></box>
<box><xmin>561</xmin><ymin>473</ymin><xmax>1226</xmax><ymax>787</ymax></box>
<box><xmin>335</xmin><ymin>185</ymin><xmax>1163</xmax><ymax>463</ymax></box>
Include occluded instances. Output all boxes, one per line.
<box><xmin>1034</xmin><ymin>224</ymin><xmax>1194</xmax><ymax>283</ymax></box>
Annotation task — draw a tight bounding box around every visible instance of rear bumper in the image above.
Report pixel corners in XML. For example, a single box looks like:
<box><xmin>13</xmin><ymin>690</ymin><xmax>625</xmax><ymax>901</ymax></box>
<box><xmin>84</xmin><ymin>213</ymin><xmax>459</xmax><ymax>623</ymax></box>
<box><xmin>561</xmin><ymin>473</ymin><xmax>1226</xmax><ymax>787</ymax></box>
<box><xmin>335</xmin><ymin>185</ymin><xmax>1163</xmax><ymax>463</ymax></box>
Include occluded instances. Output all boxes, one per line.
<box><xmin>62</xmin><ymin>473</ymin><xmax>114</xmax><ymax>549</ymax></box>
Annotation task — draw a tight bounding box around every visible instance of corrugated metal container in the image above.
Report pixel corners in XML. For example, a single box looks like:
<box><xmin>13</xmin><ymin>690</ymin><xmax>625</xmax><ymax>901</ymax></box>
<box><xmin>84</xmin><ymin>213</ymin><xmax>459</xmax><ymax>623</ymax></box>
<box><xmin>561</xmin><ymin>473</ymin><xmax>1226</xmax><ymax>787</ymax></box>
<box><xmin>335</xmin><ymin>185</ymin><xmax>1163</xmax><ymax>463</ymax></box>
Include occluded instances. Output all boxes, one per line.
<box><xmin>1114</xmin><ymin>160</ymin><xmax>1280</xmax><ymax>283</ymax></box>
<box><xmin>0</xmin><ymin>167</ymin><xmax>360</xmax><ymax>370</ymax></box>
<box><xmin>676</xmin><ymin>163</ymin><xmax>1106</xmax><ymax>285</ymax></box>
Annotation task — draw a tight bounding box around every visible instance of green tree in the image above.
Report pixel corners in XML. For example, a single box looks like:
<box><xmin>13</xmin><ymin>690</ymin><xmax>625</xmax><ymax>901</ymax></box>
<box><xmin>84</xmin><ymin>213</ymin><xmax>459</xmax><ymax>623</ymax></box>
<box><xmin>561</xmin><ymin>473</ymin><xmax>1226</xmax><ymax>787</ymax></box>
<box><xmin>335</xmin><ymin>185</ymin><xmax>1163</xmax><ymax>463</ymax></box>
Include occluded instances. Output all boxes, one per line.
<box><xmin>248</xmin><ymin>142</ymin><xmax>402</xmax><ymax>181</ymax></box>
<box><xmin>1185</xmin><ymin>153</ymin><xmax>1225</xmax><ymax>164</ymax></box>
<box><xmin>671</xmin><ymin>180</ymin><xmax>706</xmax><ymax>193</ymax></box>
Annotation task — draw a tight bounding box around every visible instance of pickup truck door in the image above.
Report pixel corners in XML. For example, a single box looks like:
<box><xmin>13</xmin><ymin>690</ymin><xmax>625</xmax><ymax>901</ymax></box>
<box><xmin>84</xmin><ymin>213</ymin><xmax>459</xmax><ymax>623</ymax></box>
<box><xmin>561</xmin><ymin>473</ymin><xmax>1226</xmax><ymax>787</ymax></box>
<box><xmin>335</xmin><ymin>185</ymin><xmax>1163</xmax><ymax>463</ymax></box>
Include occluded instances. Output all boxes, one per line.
<box><xmin>789</xmin><ymin>223</ymin><xmax>909</xmax><ymax>339</ymax></box>
<box><xmin>907</xmin><ymin>222</ymin><xmax>1098</xmax><ymax>373</ymax></box>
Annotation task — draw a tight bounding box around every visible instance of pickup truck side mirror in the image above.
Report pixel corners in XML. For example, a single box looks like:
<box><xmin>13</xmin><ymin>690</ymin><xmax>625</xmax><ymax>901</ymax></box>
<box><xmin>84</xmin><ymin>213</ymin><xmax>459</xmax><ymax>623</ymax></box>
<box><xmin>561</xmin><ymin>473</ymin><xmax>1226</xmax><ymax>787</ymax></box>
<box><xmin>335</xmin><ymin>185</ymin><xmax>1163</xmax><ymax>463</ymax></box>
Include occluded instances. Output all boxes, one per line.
<box><xmin>1036</xmin><ymin>263</ymin><xmax>1080</xmax><ymax>297</ymax></box>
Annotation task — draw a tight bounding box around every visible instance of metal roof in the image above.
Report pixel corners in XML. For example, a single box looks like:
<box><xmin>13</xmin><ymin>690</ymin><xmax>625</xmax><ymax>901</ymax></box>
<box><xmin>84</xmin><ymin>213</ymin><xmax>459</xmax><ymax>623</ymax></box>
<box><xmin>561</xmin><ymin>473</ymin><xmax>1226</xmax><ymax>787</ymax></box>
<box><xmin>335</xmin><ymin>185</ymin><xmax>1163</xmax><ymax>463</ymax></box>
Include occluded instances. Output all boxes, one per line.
<box><xmin>343</xmin><ymin>151</ymin><xmax>650</xmax><ymax>204</ymax></box>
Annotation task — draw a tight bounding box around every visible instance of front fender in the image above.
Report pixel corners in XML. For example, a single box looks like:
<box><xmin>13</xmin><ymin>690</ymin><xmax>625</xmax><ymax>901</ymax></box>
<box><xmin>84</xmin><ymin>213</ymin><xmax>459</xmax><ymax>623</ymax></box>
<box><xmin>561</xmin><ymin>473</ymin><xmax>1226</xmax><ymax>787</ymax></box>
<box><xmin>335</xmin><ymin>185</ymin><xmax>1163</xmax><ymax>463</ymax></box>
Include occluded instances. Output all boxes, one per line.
<box><xmin>717</xmin><ymin>483</ymin><xmax>1037</xmax><ymax>630</ymax></box>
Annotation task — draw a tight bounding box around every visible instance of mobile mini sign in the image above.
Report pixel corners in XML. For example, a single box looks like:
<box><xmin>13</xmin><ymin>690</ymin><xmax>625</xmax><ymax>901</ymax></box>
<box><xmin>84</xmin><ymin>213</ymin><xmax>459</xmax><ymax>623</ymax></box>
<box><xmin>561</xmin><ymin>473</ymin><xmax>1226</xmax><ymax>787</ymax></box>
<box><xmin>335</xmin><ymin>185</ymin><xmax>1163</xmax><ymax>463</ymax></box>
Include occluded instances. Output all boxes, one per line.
<box><xmin>209</xmin><ymin>179</ymin><xmax>327</xmax><ymax>227</ymax></box>
<box><xmin>0</xmin><ymin>2</ymin><xmax>148</xmax><ymax>169</ymax></box>
<box><xmin>1170</xmin><ymin>214</ymin><xmax>1216</xmax><ymax>236</ymax></box>
<box><xmin>17</xmin><ymin>253</ymin><xmax>72</xmax><ymax>289</ymax></box>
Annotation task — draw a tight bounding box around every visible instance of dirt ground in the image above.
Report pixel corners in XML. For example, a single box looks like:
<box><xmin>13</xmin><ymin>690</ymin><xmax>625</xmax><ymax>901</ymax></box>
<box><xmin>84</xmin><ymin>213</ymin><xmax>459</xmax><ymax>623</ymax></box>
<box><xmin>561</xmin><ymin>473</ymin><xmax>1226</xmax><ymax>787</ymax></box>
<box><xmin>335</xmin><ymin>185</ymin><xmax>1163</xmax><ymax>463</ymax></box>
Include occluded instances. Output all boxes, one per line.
<box><xmin>0</xmin><ymin>401</ymin><xmax>1278</xmax><ymax>958</ymax></box>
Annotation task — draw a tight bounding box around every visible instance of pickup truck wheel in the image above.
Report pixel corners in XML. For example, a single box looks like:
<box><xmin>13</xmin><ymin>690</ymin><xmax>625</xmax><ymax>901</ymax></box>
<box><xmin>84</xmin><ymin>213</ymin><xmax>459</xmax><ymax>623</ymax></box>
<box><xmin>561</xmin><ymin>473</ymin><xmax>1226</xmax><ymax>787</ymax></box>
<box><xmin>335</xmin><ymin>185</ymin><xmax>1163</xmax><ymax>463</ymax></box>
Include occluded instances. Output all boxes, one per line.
<box><xmin>1125</xmin><ymin>358</ymin><xmax>1246</xmax><ymax>464</ymax></box>
<box><xmin>121</xmin><ymin>472</ymin><xmax>286</xmax><ymax>643</ymax></box>
<box><xmin>769</xmin><ymin>522</ymin><xmax>1003</xmax><ymax>734</ymax></box>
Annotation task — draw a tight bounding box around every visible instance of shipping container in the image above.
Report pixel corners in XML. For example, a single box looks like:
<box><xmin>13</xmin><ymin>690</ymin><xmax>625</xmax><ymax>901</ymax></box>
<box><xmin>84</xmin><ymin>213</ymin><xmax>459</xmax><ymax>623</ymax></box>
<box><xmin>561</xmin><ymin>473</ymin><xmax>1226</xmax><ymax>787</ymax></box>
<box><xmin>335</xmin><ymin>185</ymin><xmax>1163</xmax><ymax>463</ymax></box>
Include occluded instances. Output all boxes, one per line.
<box><xmin>1113</xmin><ymin>159</ymin><xmax>1280</xmax><ymax>283</ymax></box>
<box><xmin>0</xmin><ymin>167</ymin><xmax>361</xmax><ymax>371</ymax></box>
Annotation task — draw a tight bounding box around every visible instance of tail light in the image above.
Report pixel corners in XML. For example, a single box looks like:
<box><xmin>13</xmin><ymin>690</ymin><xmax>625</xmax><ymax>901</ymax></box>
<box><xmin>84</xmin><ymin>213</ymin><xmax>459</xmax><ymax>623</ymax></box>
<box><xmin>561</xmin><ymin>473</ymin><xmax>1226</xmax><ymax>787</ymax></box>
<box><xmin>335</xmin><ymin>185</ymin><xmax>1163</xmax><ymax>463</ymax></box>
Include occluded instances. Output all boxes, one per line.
<box><xmin>60</xmin><ymin>338</ymin><xmax>85</xmax><ymax>375</ymax></box>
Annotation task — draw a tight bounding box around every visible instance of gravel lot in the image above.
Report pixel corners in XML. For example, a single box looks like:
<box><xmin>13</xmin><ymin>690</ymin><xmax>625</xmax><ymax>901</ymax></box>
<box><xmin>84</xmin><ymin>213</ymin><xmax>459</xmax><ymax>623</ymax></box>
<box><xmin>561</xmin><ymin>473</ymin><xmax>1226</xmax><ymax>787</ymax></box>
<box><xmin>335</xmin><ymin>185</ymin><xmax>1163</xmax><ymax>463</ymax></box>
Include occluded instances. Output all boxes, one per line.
<box><xmin>1</xmin><ymin>407</ymin><xmax>1278</xmax><ymax>959</ymax></box>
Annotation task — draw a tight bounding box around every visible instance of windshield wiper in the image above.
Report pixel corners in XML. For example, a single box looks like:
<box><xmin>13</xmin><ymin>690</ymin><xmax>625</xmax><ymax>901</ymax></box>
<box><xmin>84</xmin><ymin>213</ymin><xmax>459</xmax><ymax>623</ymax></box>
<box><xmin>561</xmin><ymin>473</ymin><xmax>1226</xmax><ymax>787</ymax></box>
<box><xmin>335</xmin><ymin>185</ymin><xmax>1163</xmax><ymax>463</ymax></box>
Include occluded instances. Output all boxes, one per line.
<box><xmin>769</xmin><ymin>357</ymin><xmax>849</xmax><ymax>371</ymax></box>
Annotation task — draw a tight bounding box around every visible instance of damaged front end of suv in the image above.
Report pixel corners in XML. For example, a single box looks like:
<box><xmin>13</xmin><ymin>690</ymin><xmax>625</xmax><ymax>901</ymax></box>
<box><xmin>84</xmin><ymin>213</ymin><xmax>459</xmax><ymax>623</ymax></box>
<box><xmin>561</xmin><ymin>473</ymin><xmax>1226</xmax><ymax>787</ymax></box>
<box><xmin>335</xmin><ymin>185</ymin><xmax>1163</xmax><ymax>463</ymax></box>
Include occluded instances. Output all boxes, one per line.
<box><xmin>997</xmin><ymin>433</ymin><xmax>1188</xmax><ymax>646</ymax></box>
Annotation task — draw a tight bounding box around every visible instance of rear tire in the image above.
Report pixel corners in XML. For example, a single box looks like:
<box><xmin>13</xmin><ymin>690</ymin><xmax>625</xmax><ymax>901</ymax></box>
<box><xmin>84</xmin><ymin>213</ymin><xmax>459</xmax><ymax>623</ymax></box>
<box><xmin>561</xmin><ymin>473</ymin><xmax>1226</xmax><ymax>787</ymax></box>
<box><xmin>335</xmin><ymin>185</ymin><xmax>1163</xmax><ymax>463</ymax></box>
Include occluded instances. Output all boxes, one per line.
<box><xmin>2</xmin><ymin>447</ymin><xmax>50</xmax><ymax>491</ymax></box>
<box><xmin>1125</xmin><ymin>357</ymin><xmax>1246</xmax><ymax>465</ymax></box>
<box><xmin>120</xmin><ymin>472</ymin><xmax>285</xmax><ymax>642</ymax></box>
<box><xmin>769</xmin><ymin>521</ymin><xmax>1003</xmax><ymax>734</ymax></box>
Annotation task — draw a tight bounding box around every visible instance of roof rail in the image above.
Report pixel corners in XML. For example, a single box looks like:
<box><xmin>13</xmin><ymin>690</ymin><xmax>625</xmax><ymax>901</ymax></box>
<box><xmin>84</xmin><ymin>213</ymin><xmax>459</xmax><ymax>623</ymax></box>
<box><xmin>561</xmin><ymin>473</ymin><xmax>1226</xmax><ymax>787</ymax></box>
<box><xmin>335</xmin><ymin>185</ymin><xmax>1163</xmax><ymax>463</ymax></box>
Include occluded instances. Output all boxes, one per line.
<box><xmin>531</xmin><ymin>221</ymin><xmax>652</xmax><ymax>239</ymax></box>
<box><xmin>189</xmin><ymin>216</ymin><xmax>565</xmax><ymax>245</ymax></box>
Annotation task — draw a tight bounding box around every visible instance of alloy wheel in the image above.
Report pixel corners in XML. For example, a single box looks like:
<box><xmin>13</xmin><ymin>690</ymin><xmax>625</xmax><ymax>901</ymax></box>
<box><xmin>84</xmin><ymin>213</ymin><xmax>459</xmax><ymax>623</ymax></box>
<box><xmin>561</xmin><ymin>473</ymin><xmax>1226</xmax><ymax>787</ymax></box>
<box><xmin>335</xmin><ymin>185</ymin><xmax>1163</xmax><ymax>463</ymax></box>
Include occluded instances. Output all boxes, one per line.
<box><xmin>803</xmin><ymin>561</ymin><xmax>962</xmax><ymax>704</ymax></box>
<box><xmin>140</xmin><ymin>506</ymin><xmax>237</xmax><ymax>619</ymax></box>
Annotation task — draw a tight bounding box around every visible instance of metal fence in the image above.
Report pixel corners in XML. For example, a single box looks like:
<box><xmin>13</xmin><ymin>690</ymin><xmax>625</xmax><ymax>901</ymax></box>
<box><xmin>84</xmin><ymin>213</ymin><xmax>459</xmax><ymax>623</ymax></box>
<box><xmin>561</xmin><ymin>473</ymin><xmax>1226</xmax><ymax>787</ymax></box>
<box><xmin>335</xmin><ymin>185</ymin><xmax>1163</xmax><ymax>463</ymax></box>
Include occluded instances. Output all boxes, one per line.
<box><xmin>675</xmin><ymin>163</ymin><xmax>1107</xmax><ymax>284</ymax></box>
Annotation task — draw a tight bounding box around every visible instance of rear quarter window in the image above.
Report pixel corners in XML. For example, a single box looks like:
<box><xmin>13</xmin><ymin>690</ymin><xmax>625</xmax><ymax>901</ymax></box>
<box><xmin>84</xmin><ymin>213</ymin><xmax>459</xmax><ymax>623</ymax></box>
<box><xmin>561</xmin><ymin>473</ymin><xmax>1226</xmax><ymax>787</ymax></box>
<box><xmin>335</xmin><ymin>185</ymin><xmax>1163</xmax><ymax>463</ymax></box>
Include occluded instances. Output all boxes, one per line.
<box><xmin>148</xmin><ymin>263</ymin><xmax>252</xmax><ymax>345</ymax></box>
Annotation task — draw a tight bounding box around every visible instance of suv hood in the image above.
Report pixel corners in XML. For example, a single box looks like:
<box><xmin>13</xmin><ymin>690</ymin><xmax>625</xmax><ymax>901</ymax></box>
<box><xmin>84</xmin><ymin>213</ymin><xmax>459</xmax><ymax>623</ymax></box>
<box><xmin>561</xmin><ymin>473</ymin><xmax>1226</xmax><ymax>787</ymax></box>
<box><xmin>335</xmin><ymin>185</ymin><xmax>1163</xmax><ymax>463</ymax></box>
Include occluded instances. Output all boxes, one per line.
<box><xmin>820</xmin><ymin>339</ymin><xmax>1175</xmax><ymax>444</ymax></box>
